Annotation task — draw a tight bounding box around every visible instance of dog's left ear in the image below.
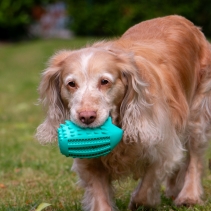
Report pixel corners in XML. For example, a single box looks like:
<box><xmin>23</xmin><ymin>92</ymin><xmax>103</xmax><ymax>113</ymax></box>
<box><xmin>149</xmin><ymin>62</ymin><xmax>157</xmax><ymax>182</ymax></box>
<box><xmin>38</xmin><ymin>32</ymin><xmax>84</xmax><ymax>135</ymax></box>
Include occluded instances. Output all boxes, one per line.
<box><xmin>112</xmin><ymin>50</ymin><xmax>164</xmax><ymax>144</ymax></box>
<box><xmin>115</xmin><ymin>52</ymin><xmax>148</xmax><ymax>107</ymax></box>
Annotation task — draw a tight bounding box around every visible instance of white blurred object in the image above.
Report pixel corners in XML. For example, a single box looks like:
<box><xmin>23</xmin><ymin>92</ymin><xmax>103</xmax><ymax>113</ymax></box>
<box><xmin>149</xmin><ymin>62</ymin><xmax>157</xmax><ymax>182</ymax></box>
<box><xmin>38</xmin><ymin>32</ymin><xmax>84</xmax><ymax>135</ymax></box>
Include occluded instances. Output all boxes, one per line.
<box><xmin>29</xmin><ymin>1</ymin><xmax>73</xmax><ymax>39</ymax></box>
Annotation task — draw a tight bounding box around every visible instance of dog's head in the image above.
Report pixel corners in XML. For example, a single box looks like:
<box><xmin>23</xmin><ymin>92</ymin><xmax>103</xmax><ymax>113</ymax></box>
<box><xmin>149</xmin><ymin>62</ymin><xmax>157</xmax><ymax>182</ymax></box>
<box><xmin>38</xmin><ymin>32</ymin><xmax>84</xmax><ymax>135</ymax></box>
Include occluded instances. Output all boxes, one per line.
<box><xmin>36</xmin><ymin>46</ymin><xmax>148</xmax><ymax>144</ymax></box>
<box><xmin>59</xmin><ymin>48</ymin><xmax>128</xmax><ymax>128</ymax></box>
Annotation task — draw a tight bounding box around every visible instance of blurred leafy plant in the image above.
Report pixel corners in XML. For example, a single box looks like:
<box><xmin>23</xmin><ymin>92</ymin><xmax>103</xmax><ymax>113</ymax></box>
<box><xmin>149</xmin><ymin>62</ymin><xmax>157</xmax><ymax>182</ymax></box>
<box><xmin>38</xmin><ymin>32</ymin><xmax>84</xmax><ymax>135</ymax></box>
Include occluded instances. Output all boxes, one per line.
<box><xmin>0</xmin><ymin>0</ymin><xmax>32</xmax><ymax>26</ymax></box>
<box><xmin>0</xmin><ymin>0</ymin><xmax>50</xmax><ymax>40</ymax></box>
<box><xmin>67</xmin><ymin>0</ymin><xmax>211</xmax><ymax>37</ymax></box>
<box><xmin>1</xmin><ymin>0</ymin><xmax>211</xmax><ymax>40</ymax></box>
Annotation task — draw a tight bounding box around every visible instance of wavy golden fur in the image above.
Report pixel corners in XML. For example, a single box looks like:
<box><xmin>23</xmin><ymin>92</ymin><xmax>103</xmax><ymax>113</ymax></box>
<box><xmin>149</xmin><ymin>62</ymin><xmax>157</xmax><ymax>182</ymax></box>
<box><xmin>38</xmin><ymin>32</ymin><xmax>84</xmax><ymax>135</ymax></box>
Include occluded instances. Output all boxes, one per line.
<box><xmin>36</xmin><ymin>15</ymin><xmax>211</xmax><ymax>210</ymax></box>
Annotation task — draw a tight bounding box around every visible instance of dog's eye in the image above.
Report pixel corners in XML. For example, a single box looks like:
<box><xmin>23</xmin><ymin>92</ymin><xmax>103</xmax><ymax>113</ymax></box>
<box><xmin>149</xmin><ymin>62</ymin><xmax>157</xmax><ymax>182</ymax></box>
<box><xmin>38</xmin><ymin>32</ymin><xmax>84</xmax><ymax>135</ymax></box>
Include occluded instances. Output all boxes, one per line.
<box><xmin>101</xmin><ymin>79</ymin><xmax>109</xmax><ymax>85</ymax></box>
<box><xmin>68</xmin><ymin>81</ymin><xmax>76</xmax><ymax>88</ymax></box>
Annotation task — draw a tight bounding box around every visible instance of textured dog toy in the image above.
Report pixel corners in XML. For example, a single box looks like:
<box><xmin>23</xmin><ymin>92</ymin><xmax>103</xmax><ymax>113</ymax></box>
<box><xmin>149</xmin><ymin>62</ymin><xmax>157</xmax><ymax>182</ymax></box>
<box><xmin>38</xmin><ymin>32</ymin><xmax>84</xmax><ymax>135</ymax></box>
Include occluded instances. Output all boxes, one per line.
<box><xmin>57</xmin><ymin>117</ymin><xmax>123</xmax><ymax>159</ymax></box>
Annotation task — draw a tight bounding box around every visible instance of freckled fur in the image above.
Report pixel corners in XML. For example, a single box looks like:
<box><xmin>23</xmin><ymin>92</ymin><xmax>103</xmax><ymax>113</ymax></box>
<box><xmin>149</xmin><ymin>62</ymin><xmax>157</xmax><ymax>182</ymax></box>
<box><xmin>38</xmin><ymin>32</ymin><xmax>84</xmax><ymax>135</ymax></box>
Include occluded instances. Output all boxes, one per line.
<box><xmin>36</xmin><ymin>15</ymin><xmax>211</xmax><ymax>210</ymax></box>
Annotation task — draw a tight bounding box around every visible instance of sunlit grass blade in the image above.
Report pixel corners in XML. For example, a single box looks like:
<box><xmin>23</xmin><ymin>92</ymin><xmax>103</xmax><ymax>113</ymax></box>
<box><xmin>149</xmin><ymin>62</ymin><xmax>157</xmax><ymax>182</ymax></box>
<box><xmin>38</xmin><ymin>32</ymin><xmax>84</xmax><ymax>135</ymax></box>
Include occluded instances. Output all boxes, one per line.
<box><xmin>35</xmin><ymin>203</ymin><xmax>51</xmax><ymax>211</ymax></box>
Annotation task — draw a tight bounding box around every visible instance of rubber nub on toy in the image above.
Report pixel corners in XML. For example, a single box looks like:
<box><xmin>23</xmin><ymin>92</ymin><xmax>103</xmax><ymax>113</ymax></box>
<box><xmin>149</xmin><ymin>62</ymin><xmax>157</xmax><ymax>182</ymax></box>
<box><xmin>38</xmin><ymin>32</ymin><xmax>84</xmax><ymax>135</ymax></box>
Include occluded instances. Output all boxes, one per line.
<box><xmin>57</xmin><ymin>117</ymin><xmax>123</xmax><ymax>159</ymax></box>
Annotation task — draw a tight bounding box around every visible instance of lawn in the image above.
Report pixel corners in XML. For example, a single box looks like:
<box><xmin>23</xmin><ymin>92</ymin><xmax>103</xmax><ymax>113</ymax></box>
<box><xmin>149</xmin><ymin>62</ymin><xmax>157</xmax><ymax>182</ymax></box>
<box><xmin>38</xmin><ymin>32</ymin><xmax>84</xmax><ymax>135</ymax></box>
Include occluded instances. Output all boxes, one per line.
<box><xmin>1</xmin><ymin>37</ymin><xmax>211</xmax><ymax>211</ymax></box>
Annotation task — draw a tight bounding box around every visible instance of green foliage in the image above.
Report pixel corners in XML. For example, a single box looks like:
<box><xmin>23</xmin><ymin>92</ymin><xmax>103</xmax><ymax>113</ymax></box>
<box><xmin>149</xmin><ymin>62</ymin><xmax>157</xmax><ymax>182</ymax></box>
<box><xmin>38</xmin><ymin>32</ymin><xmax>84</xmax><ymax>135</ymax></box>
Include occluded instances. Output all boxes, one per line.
<box><xmin>1</xmin><ymin>0</ymin><xmax>211</xmax><ymax>40</ymax></box>
<box><xmin>0</xmin><ymin>0</ymin><xmax>32</xmax><ymax>26</ymax></box>
<box><xmin>67</xmin><ymin>0</ymin><xmax>211</xmax><ymax>37</ymax></box>
<box><xmin>0</xmin><ymin>0</ymin><xmax>51</xmax><ymax>40</ymax></box>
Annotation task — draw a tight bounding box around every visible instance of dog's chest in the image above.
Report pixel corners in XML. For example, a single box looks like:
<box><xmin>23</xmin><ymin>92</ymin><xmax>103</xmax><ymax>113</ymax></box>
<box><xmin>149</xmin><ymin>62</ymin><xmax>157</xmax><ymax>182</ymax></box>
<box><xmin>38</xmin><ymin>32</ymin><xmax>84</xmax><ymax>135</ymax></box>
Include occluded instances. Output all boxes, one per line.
<box><xmin>101</xmin><ymin>141</ymin><xmax>148</xmax><ymax>180</ymax></box>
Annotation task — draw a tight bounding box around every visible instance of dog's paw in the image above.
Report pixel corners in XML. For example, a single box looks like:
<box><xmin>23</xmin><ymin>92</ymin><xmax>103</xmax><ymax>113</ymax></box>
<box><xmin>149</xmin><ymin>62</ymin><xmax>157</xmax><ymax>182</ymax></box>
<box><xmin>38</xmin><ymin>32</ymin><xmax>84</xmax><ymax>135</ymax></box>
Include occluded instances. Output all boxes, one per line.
<box><xmin>174</xmin><ymin>183</ymin><xmax>204</xmax><ymax>207</ymax></box>
<box><xmin>128</xmin><ymin>201</ymin><xmax>156</xmax><ymax>211</ymax></box>
<box><xmin>129</xmin><ymin>201</ymin><xmax>148</xmax><ymax>211</ymax></box>
<box><xmin>174</xmin><ymin>195</ymin><xmax>203</xmax><ymax>206</ymax></box>
<box><xmin>129</xmin><ymin>196</ymin><xmax>159</xmax><ymax>211</ymax></box>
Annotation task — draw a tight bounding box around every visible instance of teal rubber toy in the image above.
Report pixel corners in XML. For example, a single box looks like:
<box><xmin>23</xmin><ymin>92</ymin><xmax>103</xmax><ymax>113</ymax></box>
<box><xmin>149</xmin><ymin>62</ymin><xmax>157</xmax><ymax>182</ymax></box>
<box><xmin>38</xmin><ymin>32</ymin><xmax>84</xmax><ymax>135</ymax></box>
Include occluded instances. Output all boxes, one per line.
<box><xmin>57</xmin><ymin>117</ymin><xmax>123</xmax><ymax>159</ymax></box>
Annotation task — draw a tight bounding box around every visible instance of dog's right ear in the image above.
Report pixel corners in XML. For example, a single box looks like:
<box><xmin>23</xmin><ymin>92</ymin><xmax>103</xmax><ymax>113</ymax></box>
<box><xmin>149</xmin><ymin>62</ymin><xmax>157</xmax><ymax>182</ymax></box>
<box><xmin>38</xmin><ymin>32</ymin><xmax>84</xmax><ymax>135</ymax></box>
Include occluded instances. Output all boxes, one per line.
<box><xmin>36</xmin><ymin>50</ymin><xmax>71</xmax><ymax>144</ymax></box>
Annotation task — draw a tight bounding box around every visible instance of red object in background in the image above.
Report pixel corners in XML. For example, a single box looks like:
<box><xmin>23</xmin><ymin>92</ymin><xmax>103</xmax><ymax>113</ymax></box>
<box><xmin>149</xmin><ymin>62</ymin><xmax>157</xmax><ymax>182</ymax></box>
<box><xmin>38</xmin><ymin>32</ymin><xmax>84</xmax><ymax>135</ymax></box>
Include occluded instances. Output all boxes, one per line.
<box><xmin>31</xmin><ymin>5</ymin><xmax>46</xmax><ymax>20</ymax></box>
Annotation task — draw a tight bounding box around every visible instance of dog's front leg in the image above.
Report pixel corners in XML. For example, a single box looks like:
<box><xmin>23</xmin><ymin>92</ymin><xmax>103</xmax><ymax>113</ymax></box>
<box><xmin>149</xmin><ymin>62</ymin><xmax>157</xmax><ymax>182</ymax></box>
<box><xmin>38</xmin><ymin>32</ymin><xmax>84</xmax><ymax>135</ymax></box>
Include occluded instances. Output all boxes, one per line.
<box><xmin>72</xmin><ymin>159</ymin><xmax>115</xmax><ymax>211</ymax></box>
<box><xmin>129</xmin><ymin>163</ymin><xmax>161</xmax><ymax>210</ymax></box>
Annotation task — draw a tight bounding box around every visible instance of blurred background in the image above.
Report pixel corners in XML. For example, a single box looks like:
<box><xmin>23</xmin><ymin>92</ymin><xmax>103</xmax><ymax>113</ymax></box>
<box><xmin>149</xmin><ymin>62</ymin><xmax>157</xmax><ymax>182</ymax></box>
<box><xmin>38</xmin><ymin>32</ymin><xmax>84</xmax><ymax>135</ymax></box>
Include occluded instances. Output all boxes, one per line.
<box><xmin>1</xmin><ymin>0</ymin><xmax>211</xmax><ymax>41</ymax></box>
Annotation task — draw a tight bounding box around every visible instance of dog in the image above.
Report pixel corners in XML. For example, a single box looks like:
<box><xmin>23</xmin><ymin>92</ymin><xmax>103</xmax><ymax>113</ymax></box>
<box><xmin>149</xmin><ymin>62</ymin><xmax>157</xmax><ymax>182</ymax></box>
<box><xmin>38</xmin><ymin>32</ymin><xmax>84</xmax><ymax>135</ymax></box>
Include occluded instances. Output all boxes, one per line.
<box><xmin>36</xmin><ymin>15</ymin><xmax>211</xmax><ymax>210</ymax></box>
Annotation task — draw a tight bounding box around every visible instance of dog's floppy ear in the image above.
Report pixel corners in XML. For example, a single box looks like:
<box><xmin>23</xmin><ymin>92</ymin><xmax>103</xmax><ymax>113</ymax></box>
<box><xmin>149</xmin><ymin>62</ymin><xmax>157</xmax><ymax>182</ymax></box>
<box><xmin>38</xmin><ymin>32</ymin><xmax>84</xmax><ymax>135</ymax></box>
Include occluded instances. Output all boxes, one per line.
<box><xmin>36</xmin><ymin>50</ymin><xmax>71</xmax><ymax>144</ymax></box>
<box><xmin>114</xmin><ymin>52</ymin><xmax>152</xmax><ymax>143</ymax></box>
<box><xmin>114</xmin><ymin>51</ymin><xmax>168</xmax><ymax>145</ymax></box>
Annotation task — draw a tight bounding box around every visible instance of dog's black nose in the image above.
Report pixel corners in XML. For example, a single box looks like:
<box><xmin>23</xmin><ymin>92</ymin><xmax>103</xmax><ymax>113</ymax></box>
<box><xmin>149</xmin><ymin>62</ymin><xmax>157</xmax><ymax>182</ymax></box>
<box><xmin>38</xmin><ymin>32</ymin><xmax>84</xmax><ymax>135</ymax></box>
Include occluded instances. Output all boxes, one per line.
<box><xmin>79</xmin><ymin>111</ymin><xmax>97</xmax><ymax>125</ymax></box>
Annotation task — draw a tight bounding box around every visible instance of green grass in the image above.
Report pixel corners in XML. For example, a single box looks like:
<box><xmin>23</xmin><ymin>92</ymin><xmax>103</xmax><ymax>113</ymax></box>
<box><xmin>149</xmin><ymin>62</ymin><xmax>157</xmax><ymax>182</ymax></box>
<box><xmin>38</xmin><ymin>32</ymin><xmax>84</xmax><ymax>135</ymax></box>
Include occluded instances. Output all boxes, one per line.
<box><xmin>1</xmin><ymin>37</ymin><xmax>211</xmax><ymax>211</ymax></box>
